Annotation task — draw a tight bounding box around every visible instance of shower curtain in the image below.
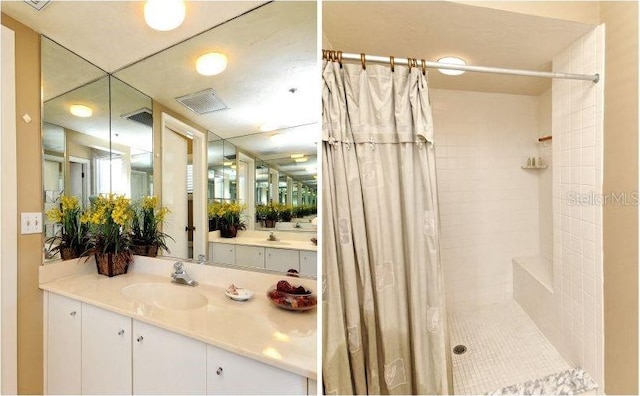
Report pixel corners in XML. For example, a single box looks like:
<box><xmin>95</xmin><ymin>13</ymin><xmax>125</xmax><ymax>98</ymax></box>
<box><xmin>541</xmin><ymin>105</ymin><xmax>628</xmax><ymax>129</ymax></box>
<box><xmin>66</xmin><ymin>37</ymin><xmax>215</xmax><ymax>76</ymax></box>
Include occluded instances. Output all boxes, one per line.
<box><xmin>322</xmin><ymin>60</ymin><xmax>448</xmax><ymax>395</ymax></box>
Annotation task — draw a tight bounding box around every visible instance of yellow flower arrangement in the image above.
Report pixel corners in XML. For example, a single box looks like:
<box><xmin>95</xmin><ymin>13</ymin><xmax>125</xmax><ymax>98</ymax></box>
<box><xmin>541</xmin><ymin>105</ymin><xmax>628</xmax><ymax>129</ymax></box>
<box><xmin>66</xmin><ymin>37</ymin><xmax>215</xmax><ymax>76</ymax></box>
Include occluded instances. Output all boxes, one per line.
<box><xmin>83</xmin><ymin>193</ymin><xmax>133</xmax><ymax>255</ymax></box>
<box><xmin>45</xmin><ymin>195</ymin><xmax>89</xmax><ymax>259</ymax></box>
<box><xmin>207</xmin><ymin>201</ymin><xmax>247</xmax><ymax>236</ymax></box>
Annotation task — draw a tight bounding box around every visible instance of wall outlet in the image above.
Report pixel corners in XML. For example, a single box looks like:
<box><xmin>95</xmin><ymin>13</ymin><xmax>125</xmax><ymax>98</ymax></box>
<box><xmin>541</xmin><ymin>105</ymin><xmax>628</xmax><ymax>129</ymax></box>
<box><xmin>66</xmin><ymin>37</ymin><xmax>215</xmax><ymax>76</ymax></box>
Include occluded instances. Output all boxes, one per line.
<box><xmin>21</xmin><ymin>212</ymin><xmax>42</xmax><ymax>234</ymax></box>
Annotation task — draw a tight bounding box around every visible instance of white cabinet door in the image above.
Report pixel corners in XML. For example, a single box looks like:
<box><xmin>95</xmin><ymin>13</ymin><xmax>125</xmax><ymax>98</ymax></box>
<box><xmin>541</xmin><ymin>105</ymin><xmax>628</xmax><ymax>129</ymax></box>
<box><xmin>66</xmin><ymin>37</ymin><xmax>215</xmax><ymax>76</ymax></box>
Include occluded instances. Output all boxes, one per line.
<box><xmin>265</xmin><ymin>248</ymin><xmax>299</xmax><ymax>273</ymax></box>
<box><xmin>47</xmin><ymin>292</ymin><xmax>82</xmax><ymax>395</ymax></box>
<box><xmin>299</xmin><ymin>251</ymin><xmax>317</xmax><ymax>277</ymax></box>
<box><xmin>82</xmin><ymin>303</ymin><xmax>132</xmax><ymax>395</ymax></box>
<box><xmin>307</xmin><ymin>379</ymin><xmax>317</xmax><ymax>395</ymax></box>
<box><xmin>235</xmin><ymin>245</ymin><xmax>265</xmax><ymax>269</ymax></box>
<box><xmin>132</xmin><ymin>320</ymin><xmax>207</xmax><ymax>395</ymax></box>
<box><xmin>211</xmin><ymin>242</ymin><xmax>235</xmax><ymax>265</ymax></box>
<box><xmin>206</xmin><ymin>345</ymin><xmax>307</xmax><ymax>395</ymax></box>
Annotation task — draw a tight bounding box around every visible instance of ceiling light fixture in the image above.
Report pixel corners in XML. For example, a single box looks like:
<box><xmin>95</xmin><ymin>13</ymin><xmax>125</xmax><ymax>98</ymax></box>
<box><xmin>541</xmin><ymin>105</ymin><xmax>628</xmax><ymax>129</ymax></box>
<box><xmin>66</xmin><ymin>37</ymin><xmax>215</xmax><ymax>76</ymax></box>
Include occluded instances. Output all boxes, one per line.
<box><xmin>437</xmin><ymin>56</ymin><xmax>466</xmax><ymax>76</ymax></box>
<box><xmin>223</xmin><ymin>161</ymin><xmax>233</xmax><ymax>166</ymax></box>
<box><xmin>290</xmin><ymin>153</ymin><xmax>304</xmax><ymax>159</ymax></box>
<box><xmin>144</xmin><ymin>0</ymin><xmax>185</xmax><ymax>32</ymax></box>
<box><xmin>69</xmin><ymin>104</ymin><xmax>92</xmax><ymax>118</ymax></box>
<box><xmin>295</xmin><ymin>157</ymin><xmax>308</xmax><ymax>163</ymax></box>
<box><xmin>196</xmin><ymin>52</ymin><xmax>228</xmax><ymax>76</ymax></box>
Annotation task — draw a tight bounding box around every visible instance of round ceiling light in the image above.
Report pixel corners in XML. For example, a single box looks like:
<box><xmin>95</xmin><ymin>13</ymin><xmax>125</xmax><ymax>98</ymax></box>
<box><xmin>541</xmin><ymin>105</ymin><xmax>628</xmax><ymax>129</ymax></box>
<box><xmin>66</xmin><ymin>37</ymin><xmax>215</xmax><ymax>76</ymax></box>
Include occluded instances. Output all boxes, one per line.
<box><xmin>290</xmin><ymin>153</ymin><xmax>304</xmax><ymax>159</ymax></box>
<box><xmin>69</xmin><ymin>104</ymin><xmax>92</xmax><ymax>117</ymax></box>
<box><xmin>437</xmin><ymin>56</ymin><xmax>466</xmax><ymax>76</ymax></box>
<box><xmin>196</xmin><ymin>52</ymin><xmax>228</xmax><ymax>76</ymax></box>
<box><xmin>144</xmin><ymin>0</ymin><xmax>186</xmax><ymax>31</ymax></box>
<box><xmin>295</xmin><ymin>157</ymin><xmax>308</xmax><ymax>163</ymax></box>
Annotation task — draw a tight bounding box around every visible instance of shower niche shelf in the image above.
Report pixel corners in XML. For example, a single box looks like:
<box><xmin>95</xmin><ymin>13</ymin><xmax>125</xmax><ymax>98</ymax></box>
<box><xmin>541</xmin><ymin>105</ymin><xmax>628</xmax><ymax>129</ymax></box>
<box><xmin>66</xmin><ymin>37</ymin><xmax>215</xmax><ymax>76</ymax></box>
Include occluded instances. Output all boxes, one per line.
<box><xmin>521</xmin><ymin>165</ymin><xmax>548</xmax><ymax>170</ymax></box>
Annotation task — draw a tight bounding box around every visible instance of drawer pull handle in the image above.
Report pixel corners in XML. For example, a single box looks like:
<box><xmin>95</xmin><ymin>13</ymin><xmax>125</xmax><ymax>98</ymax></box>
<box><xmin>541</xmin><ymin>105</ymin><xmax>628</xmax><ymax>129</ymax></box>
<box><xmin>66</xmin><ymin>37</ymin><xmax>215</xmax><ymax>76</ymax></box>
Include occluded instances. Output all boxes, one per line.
<box><xmin>137</xmin><ymin>336</ymin><xmax>144</xmax><ymax>342</ymax></box>
<box><xmin>70</xmin><ymin>311</ymin><xmax>77</xmax><ymax>317</ymax></box>
<box><xmin>118</xmin><ymin>329</ymin><xmax>125</xmax><ymax>336</ymax></box>
<box><xmin>216</xmin><ymin>367</ymin><xmax>223</xmax><ymax>375</ymax></box>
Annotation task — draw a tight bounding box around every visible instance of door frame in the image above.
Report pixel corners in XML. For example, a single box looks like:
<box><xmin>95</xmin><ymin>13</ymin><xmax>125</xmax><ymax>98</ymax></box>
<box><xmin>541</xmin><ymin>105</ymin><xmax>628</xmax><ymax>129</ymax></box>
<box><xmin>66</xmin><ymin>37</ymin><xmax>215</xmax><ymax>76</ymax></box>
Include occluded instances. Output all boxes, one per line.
<box><xmin>160</xmin><ymin>113</ymin><xmax>207</xmax><ymax>260</ymax></box>
<box><xmin>237</xmin><ymin>151</ymin><xmax>255</xmax><ymax>230</ymax></box>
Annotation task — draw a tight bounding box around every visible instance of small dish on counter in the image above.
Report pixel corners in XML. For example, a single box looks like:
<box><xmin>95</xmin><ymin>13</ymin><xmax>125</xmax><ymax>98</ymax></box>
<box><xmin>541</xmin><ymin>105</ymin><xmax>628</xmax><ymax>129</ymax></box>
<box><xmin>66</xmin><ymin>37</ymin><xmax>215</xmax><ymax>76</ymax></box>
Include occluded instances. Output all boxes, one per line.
<box><xmin>225</xmin><ymin>284</ymin><xmax>254</xmax><ymax>302</ymax></box>
<box><xmin>267</xmin><ymin>280</ymin><xmax>317</xmax><ymax>311</ymax></box>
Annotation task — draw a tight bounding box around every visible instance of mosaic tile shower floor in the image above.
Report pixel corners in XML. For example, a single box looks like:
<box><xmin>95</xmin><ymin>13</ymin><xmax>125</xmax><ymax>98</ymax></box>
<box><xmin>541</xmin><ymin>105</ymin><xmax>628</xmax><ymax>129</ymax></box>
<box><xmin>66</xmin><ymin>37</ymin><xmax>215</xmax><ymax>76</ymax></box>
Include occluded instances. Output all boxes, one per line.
<box><xmin>448</xmin><ymin>300</ymin><xmax>571</xmax><ymax>395</ymax></box>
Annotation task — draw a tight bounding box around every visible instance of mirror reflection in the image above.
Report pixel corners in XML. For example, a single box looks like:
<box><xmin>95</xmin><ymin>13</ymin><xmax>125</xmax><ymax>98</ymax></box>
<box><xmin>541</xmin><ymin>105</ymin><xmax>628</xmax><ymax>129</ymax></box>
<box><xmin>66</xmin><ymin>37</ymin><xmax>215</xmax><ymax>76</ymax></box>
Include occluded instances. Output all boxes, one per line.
<box><xmin>42</xmin><ymin>1</ymin><xmax>317</xmax><ymax>277</ymax></box>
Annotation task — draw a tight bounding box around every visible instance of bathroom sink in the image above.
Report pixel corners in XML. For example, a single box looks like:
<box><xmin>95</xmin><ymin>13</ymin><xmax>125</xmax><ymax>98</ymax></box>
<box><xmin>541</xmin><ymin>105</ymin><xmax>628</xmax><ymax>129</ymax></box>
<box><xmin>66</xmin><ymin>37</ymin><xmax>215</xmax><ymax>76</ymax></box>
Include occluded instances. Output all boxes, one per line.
<box><xmin>121</xmin><ymin>282</ymin><xmax>208</xmax><ymax>310</ymax></box>
<box><xmin>265</xmin><ymin>240</ymin><xmax>291</xmax><ymax>246</ymax></box>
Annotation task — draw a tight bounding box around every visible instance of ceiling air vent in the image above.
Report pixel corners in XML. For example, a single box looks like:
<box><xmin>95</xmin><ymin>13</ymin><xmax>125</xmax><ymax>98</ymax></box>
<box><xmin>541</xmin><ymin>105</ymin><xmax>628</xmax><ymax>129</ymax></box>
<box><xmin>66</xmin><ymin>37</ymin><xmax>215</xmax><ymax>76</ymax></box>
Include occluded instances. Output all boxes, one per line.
<box><xmin>24</xmin><ymin>0</ymin><xmax>51</xmax><ymax>11</ymax></box>
<box><xmin>121</xmin><ymin>108</ymin><xmax>153</xmax><ymax>128</ymax></box>
<box><xmin>176</xmin><ymin>88</ymin><xmax>228</xmax><ymax>115</ymax></box>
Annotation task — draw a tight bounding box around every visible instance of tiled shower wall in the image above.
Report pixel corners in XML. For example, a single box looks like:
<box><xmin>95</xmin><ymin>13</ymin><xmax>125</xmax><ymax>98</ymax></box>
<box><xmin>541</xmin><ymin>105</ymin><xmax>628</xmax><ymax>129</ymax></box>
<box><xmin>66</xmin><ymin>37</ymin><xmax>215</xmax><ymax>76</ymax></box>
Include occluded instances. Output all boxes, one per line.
<box><xmin>550</xmin><ymin>26</ymin><xmax>605</xmax><ymax>386</ymax></box>
<box><xmin>515</xmin><ymin>26</ymin><xmax>605</xmax><ymax>387</ymax></box>
<box><xmin>432</xmin><ymin>89</ymin><xmax>540</xmax><ymax>310</ymax></box>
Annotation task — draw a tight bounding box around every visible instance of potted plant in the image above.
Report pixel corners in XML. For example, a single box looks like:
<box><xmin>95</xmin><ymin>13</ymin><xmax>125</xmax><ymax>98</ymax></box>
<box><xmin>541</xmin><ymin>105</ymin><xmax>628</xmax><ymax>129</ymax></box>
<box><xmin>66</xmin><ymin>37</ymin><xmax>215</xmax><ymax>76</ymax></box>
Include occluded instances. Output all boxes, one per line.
<box><xmin>45</xmin><ymin>195</ymin><xmax>89</xmax><ymax>260</ymax></box>
<box><xmin>130</xmin><ymin>196</ymin><xmax>172</xmax><ymax>257</ymax></box>
<box><xmin>262</xmin><ymin>202</ymin><xmax>280</xmax><ymax>228</ymax></box>
<box><xmin>82</xmin><ymin>193</ymin><xmax>134</xmax><ymax>277</ymax></box>
<box><xmin>209</xmin><ymin>201</ymin><xmax>247</xmax><ymax>238</ymax></box>
<box><xmin>278</xmin><ymin>203</ymin><xmax>294</xmax><ymax>222</ymax></box>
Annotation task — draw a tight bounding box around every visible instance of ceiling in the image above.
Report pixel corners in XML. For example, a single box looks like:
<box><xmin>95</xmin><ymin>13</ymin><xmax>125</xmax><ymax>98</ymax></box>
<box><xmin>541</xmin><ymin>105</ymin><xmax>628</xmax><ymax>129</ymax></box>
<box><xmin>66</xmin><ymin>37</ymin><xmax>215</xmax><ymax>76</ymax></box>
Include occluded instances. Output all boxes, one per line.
<box><xmin>6</xmin><ymin>0</ymin><xmax>318</xmax><ymax>186</ymax></box>
<box><xmin>1</xmin><ymin>0</ymin><xmax>265</xmax><ymax>73</ymax></box>
<box><xmin>323</xmin><ymin>1</ymin><xmax>595</xmax><ymax>96</ymax></box>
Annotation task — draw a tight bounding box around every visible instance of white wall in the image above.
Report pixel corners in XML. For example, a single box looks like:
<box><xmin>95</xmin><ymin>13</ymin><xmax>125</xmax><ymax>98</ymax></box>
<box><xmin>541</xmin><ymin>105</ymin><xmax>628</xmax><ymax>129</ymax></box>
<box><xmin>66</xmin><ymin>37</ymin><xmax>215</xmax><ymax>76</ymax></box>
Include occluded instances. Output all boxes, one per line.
<box><xmin>432</xmin><ymin>89</ymin><xmax>541</xmax><ymax>310</ymax></box>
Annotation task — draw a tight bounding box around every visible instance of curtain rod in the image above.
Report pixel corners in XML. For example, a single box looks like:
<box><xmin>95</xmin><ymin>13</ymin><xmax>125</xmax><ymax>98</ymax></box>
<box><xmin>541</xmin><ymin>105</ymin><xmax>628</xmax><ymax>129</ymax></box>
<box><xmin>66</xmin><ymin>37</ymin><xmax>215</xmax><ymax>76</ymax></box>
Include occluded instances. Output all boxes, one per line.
<box><xmin>325</xmin><ymin>51</ymin><xmax>599</xmax><ymax>83</ymax></box>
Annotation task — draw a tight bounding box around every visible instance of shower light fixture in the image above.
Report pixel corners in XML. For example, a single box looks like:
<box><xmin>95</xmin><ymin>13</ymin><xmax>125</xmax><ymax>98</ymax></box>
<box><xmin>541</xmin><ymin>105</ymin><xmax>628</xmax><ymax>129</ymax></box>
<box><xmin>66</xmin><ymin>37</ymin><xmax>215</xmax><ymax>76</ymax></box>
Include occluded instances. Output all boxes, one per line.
<box><xmin>437</xmin><ymin>56</ymin><xmax>466</xmax><ymax>76</ymax></box>
<box><xmin>196</xmin><ymin>52</ymin><xmax>228</xmax><ymax>76</ymax></box>
<box><xmin>69</xmin><ymin>104</ymin><xmax>92</xmax><ymax>117</ymax></box>
<box><xmin>144</xmin><ymin>0</ymin><xmax>185</xmax><ymax>31</ymax></box>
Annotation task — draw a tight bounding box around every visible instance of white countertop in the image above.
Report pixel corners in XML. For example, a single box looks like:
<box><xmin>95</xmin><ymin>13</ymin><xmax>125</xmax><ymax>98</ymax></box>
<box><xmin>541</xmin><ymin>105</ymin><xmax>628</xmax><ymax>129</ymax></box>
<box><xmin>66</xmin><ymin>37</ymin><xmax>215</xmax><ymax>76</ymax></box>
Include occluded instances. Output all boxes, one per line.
<box><xmin>209</xmin><ymin>230</ymin><xmax>317</xmax><ymax>252</ymax></box>
<box><xmin>39</xmin><ymin>257</ymin><xmax>317</xmax><ymax>379</ymax></box>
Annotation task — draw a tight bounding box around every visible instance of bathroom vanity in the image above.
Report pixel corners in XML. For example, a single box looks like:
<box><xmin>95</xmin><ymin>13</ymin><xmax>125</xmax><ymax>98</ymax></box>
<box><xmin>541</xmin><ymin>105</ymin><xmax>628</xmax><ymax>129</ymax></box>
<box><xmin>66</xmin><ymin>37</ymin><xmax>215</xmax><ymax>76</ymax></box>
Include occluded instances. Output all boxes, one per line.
<box><xmin>209</xmin><ymin>230</ymin><xmax>317</xmax><ymax>277</ymax></box>
<box><xmin>40</xmin><ymin>257</ymin><xmax>317</xmax><ymax>395</ymax></box>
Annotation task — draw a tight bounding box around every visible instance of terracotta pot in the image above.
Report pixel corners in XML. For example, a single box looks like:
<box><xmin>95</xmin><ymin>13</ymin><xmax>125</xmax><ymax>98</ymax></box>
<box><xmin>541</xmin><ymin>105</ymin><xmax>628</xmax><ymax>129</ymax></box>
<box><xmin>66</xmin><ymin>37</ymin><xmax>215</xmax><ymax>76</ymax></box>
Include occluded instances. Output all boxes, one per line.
<box><xmin>95</xmin><ymin>251</ymin><xmax>132</xmax><ymax>277</ymax></box>
<box><xmin>264</xmin><ymin>219</ymin><xmax>276</xmax><ymax>228</ymax></box>
<box><xmin>220</xmin><ymin>226</ymin><xmax>238</xmax><ymax>238</ymax></box>
<box><xmin>60</xmin><ymin>247</ymin><xmax>78</xmax><ymax>261</ymax></box>
<box><xmin>208</xmin><ymin>218</ymin><xmax>217</xmax><ymax>231</ymax></box>
<box><xmin>131</xmin><ymin>245</ymin><xmax>159</xmax><ymax>257</ymax></box>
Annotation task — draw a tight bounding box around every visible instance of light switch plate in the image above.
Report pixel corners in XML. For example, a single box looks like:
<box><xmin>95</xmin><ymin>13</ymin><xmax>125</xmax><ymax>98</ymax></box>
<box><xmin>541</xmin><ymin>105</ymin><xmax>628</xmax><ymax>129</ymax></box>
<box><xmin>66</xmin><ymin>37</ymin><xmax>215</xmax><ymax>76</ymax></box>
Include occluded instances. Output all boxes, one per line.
<box><xmin>21</xmin><ymin>212</ymin><xmax>42</xmax><ymax>234</ymax></box>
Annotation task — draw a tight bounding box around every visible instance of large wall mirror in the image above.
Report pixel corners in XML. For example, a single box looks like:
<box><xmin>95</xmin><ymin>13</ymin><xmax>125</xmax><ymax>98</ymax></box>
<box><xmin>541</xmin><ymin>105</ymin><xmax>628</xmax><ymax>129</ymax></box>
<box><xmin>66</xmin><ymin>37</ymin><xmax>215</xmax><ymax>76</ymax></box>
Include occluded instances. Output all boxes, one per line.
<box><xmin>42</xmin><ymin>2</ymin><xmax>317</xmax><ymax>275</ymax></box>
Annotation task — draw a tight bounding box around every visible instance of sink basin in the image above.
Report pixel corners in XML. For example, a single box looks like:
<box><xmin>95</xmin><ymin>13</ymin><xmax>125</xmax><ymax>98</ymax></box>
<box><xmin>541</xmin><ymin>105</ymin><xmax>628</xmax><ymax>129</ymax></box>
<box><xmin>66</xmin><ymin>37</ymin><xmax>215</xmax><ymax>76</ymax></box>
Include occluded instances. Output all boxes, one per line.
<box><xmin>121</xmin><ymin>282</ymin><xmax>208</xmax><ymax>310</ymax></box>
<box><xmin>265</xmin><ymin>240</ymin><xmax>291</xmax><ymax>246</ymax></box>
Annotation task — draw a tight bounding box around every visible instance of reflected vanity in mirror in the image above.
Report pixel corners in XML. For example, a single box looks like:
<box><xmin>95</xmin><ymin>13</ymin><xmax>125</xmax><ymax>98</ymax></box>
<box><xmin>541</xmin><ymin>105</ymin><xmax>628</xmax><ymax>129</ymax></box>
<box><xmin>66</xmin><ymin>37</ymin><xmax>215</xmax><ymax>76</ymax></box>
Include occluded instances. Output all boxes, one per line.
<box><xmin>42</xmin><ymin>2</ymin><xmax>317</xmax><ymax>278</ymax></box>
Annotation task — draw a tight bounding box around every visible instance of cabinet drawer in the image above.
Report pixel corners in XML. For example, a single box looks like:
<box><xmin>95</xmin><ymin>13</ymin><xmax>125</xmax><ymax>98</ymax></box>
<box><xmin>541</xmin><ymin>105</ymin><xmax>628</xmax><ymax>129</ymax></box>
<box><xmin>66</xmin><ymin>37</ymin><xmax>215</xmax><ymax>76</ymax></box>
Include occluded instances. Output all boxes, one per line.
<box><xmin>211</xmin><ymin>242</ymin><xmax>236</xmax><ymax>265</ymax></box>
<box><xmin>235</xmin><ymin>245</ymin><xmax>265</xmax><ymax>268</ymax></box>
<box><xmin>265</xmin><ymin>248</ymin><xmax>299</xmax><ymax>273</ymax></box>
<box><xmin>206</xmin><ymin>344</ymin><xmax>307</xmax><ymax>395</ymax></box>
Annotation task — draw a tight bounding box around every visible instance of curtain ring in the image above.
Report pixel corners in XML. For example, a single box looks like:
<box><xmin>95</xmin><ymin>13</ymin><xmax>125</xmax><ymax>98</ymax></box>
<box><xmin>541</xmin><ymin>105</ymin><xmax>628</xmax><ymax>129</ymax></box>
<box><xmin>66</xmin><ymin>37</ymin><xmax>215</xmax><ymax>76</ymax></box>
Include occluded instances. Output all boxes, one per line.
<box><xmin>408</xmin><ymin>58</ymin><xmax>412</xmax><ymax>72</ymax></box>
<box><xmin>321</xmin><ymin>49</ymin><xmax>325</xmax><ymax>60</ymax></box>
<box><xmin>389</xmin><ymin>56</ymin><xmax>395</xmax><ymax>72</ymax></box>
<box><xmin>360</xmin><ymin>53</ymin><xmax>366</xmax><ymax>70</ymax></box>
<box><xmin>337</xmin><ymin>51</ymin><xmax>343</xmax><ymax>67</ymax></box>
<box><xmin>421</xmin><ymin>59</ymin><xmax>427</xmax><ymax>76</ymax></box>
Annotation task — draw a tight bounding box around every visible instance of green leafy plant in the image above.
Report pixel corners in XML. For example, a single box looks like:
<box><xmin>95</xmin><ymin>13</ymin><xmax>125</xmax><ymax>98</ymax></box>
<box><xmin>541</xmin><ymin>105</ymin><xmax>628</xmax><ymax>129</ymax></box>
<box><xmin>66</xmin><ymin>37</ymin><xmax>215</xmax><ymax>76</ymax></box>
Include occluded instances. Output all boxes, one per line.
<box><xmin>130</xmin><ymin>196</ymin><xmax>173</xmax><ymax>254</ymax></box>
<box><xmin>45</xmin><ymin>195</ymin><xmax>90</xmax><ymax>259</ymax></box>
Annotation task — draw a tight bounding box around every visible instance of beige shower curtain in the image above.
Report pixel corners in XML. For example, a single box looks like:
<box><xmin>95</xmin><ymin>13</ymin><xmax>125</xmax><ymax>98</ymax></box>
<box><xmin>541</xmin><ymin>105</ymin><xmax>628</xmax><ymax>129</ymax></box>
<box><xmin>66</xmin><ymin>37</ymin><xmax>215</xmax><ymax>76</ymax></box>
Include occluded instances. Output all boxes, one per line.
<box><xmin>322</xmin><ymin>60</ymin><xmax>448</xmax><ymax>395</ymax></box>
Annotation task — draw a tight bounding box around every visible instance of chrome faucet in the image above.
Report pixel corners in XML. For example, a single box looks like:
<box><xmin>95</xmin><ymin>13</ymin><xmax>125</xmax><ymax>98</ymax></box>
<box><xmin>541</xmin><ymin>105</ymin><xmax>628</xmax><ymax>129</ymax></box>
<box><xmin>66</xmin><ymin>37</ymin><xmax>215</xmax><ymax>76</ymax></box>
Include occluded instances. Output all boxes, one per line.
<box><xmin>171</xmin><ymin>262</ymin><xmax>198</xmax><ymax>286</ymax></box>
<box><xmin>267</xmin><ymin>232</ymin><xmax>278</xmax><ymax>241</ymax></box>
